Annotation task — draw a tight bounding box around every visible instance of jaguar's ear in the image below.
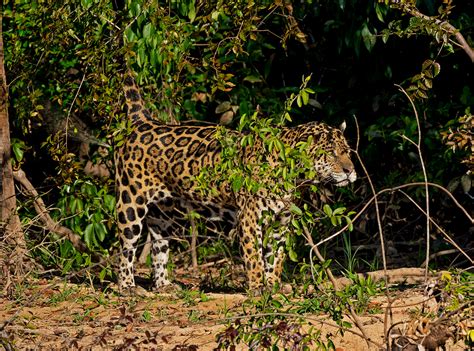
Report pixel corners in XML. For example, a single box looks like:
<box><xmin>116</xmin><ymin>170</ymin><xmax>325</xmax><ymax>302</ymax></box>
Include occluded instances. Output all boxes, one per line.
<box><xmin>339</xmin><ymin>121</ymin><xmax>346</xmax><ymax>133</ymax></box>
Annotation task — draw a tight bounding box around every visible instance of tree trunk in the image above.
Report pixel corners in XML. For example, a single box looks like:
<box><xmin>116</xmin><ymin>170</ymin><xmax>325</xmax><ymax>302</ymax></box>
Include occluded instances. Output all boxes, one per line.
<box><xmin>0</xmin><ymin>3</ymin><xmax>28</xmax><ymax>292</ymax></box>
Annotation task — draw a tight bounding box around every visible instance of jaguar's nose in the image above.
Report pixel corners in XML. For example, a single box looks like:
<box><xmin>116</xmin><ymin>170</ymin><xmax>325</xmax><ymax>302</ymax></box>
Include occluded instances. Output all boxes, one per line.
<box><xmin>341</xmin><ymin>161</ymin><xmax>356</xmax><ymax>183</ymax></box>
<box><xmin>343</xmin><ymin>165</ymin><xmax>353</xmax><ymax>175</ymax></box>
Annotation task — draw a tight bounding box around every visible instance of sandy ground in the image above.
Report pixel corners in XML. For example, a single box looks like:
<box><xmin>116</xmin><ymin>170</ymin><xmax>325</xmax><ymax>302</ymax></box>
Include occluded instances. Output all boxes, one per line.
<box><xmin>0</xmin><ymin>274</ymin><xmax>469</xmax><ymax>351</ymax></box>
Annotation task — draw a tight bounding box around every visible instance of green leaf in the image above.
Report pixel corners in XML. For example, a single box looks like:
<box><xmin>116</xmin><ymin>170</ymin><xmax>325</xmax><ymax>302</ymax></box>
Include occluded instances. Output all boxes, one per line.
<box><xmin>290</xmin><ymin>204</ymin><xmax>303</xmax><ymax>216</ymax></box>
<box><xmin>346</xmin><ymin>217</ymin><xmax>354</xmax><ymax>231</ymax></box>
<box><xmin>137</xmin><ymin>45</ymin><xmax>147</xmax><ymax>67</ymax></box>
<box><xmin>291</xmin><ymin>219</ymin><xmax>300</xmax><ymax>229</ymax></box>
<box><xmin>12</xmin><ymin>142</ymin><xmax>24</xmax><ymax>162</ymax></box>
<box><xmin>416</xmin><ymin>89</ymin><xmax>428</xmax><ymax>99</ymax></box>
<box><xmin>243</xmin><ymin>75</ymin><xmax>263</xmax><ymax>84</ymax></box>
<box><xmin>342</xmin><ymin>321</ymin><xmax>352</xmax><ymax>329</ymax></box>
<box><xmin>276</xmin><ymin>139</ymin><xmax>286</xmax><ymax>161</ymax></box>
<box><xmin>271</xmin><ymin>299</ymin><xmax>283</xmax><ymax>309</ymax></box>
<box><xmin>81</xmin><ymin>0</ymin><xmax>92</xmax><ymax>9</ymax></box>
<box><xmin>423</xmin><ymin>78</ymin><xmax>432</xmax><ymax>89</ymax></box>
<box><xmin>129</xmin><ymin>1</ymin><xmax>141</xmax><ymax>18</ymax></box>
<box><xmin>375</xmin><ymin>4</ymin><xmax>385</xmax><ymax>23</ymax></box>
<box><xmin>288</xmin><ymin>249</ymin><xmax>298</xmax><ymax>262</ymax></box>
<box><xmin>211</xmin><ymin>10</ymin><xmax>220</xmax><ymax>20</ymax></box>
<box><xmin>188</xmin><ymin>2</ymin><xmax>196</xmax><ymax>22</ymax></box>
<box><xmin>143</xmin><ymin>23</ymin><xmax>153</xmax><ymax>39</ymax></box>
<box><xmin>333</xmin><ymin>207</ymin><xmax>346</xmax><ymax>215</ymax></box>
<box><xmin>422</xmin><ymin>59</ymin><xmax>432</xmax><ymax>71</ymax></box>
<box><xmin>467</xmin><ymin>329</ymin><xmax>474</xmax><ymax>343</ymax></box>
<box><xmin>323</xmin><ymin>204</ymin><xmax>332</xmax><ymax>217</ymax></box>
<box><xmin>104</xmin><ymin>194</ymin><xmax>116</xmax><ymax>213</ymax></box>
<box><xmin>84</xmin><ymin>224</ymin><xmax>94</xmax><ymax>248</ymax></box>
<box><xmin>432</xmin><ymin>62</ymin><xmax>441</xmax><ymax>77</ymax></box>
<box><xmin>99</xmin><ymin>268</ymin><xmax>107</xmax><ymax>281</ymax></box>
<box><xmin>361</xmin><ymin>24</ymin><xmax>376</xmax><ymax>52</ymax></box>
<box><xmin>70</xmin><ymin>198</ymin><xmax>77</xmax><ymax>214</ymax></box>
<box><xmin>301</xmin><ymin>90</ymin><xmax>309</xmax><ymax>105</ymax></box>
<box><xmin>76</xmin><ymin>199</ymin><xmax>84</xmax><ymax>213</ymax></box>
<box><xmin>95</xmin><ymin>223</ymin><xmax>106</xmax><ymax>242</ymax></box>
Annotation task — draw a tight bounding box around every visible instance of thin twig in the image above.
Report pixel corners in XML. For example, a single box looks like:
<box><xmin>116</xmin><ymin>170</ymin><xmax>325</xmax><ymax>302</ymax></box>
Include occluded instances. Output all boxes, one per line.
<box><xmin>315</xmin><ymin>181</ymin><xmax>472</xmax><ymax>249</ymax></box>
<box><xmin>302</xmin><ymin>226</ymin><xmax>339</xmax><ymax>289</ymax></box>
<box><xmin>191</xmin><ymin>258</ymin><xmax>229</xmax><ymax>270</ymax></box>
<box><xmin>190</xmin><ymin>216</ymin><xmax>198</xmax><ymax>268</ymax></box>
<box><xmin>396</xmin><ymin>84</ymin><xmax>431</xmax><ymax>281</ymax></box>
<box><xmin>65</xmin><ymin>71</ymin><xmax>86</xmax><ymax>150</ymax></box>
<box><xmin>398</xmin><ymin>190</ymin><xmax>472</xmax><ymax>265</ymax></box>
<box><xmin>349</xmin><ymin>306</ymin><xmax>372</xmax><ymax>349</ymax></box>
<box><xmin>353</xmin><ymin>116</ymin><xmax>388</xmax><ymax>278</ymax></box>
<box><xmin>427</xmin><ymin>249</ymin><xmax>463</xmax><ymax>263</ymax></box>
<box><xmin>353</xmin><ymin>115</ymin><xmax>394</xmax><ymax>342</ymax></box>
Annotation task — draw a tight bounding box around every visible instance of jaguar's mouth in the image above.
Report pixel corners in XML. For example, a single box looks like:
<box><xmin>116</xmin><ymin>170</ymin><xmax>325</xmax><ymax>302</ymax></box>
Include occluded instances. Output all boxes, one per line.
<box><xmin>296</xmin><ymin>179</ymin><xmax>320</xmax><ymax>187</ymax></box>
<box><xmin>334</xmin><ymin>179</ymin><xmax>350</xmax><ymax>187</ymax></box>
<box><xmin>330</xmin><ymin>171</ymin><xmax>357</xmax><ymax>186</ymax></box>
<box><xmin>296</xmin><ymin>177</ymin><xmax>350</xmax><ymax>187</ymax></box>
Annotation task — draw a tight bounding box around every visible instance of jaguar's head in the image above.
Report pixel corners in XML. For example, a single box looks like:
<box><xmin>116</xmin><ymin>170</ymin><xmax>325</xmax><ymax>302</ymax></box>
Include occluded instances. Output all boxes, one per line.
<box><xmin>300</xmin><ymin>122</ymin><xmax>357</xmax><ymax>187</ymax></box>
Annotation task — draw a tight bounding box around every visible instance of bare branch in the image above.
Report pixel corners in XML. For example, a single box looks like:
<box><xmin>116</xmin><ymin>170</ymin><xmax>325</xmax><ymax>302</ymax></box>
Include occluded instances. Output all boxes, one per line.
<box><xmin>396</xmin><ymin>84</ymin><xmax>431</xmax><ymax>281</ymax></box>
<box><xmin>399</xmin><ymin>190</ymin><xmax>473</xmax><ymax>265</ymax></box>
<box><xmin>315</xmin><ymin>181</ymin><xmax>472</xmax><ymax>249</ymax></box>
<box><xmin>13</xmin><ymin>169</ymin><xmax>88</xmax><ymax>253</ymax></box>
<box><xmin>302</xmin><ymin>225</ymin><xmax>340</xmax><ymax>289</ymax></box>
<box><xmin>353</xmin><ymin>116</ymin><xmax>388</xmax><ymax>277</ymax></box>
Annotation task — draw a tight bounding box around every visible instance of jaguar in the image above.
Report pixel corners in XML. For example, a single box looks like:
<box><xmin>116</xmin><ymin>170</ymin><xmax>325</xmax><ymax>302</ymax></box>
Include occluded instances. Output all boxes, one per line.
<box><xmin>116</xmin><ymin>72</ymin><xmax>357</xmax><ymax>295</ymax></box>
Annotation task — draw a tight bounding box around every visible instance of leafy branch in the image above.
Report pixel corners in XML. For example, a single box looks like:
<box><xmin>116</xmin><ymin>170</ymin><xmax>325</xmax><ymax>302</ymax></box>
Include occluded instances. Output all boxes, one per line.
<box><xmin>386</xmin><ymin>0</ymin><xmax>474</xmax><ymax>62</ymax></box>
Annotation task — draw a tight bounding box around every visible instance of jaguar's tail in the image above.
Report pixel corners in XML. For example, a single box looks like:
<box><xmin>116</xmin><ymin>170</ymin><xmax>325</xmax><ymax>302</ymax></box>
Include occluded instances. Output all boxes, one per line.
<box><xmin>123</xmin><ymin>71</ymin><xmax>154</xmax><ymax>124</ymax></box>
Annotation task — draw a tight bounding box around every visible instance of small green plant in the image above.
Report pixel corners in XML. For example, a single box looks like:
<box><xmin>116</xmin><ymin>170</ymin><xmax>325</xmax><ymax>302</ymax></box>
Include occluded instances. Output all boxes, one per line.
<box><xmin>197</xmin><ymin>238</ymin><xmax>232</xmax><ymax>265</ymax></box>
<box><xmin>55</xmin><ymin>180</ymin><xmax>115</xmax><ymax>250</ymax></box>
<box><xmin>47</xmin><ymin>285</ymin><xmax>79</xmax><ymax>305</ymax></box>
<box><xmin>187</xmin><ymin>310</ymin><xmax>203</xmax><ymax>322</ymax></box>
<box><xmin>178</xmin><ymin>289</ymin><xmax>210</xmax><ymax>307</ymax></box>
<box><xmin>141</xmin><ymin>310</ymin><xmax>152</xmax><ymax>322</ymax></box>
<box><xmin>79</xmin><ymin>290</ymin><xmax>115</xmax><ymax>307</ymax></box>
<box><xmin>73</xmin><ymin>308</ymin><xmax>94</xmax><ymax>324</ymax></box>
<box><xmin>217</xmin><ymin>291</ymin><xmax>344</xmax><ymax>350</ymax></box>
<box><xmin>337</xmin><ymin>231</ymin><xmax>361</xmax><ymax>275</ymax></box>
<box><xmin>337</xmin><ymin>272</ymin><xmax>381</xmax><ymax>314</ymax></box>
<box><xmin>322</xmin><ymin>204</ymin><xmax>356</xmax><ymax>231</ymax></box>
<box><xmin>215</xmin><ymin>317</ymin><xmax>332</xmax><ymax>351</ymax></box>
<box><xmin>29</xmin><ymin>180</ymin><xmax>115</xmax><ymax>275</ymax></box>
<box><xmin>436</xmin><ymin>270</ymin><xmax>473</xmax><ymax>313</ymax></box>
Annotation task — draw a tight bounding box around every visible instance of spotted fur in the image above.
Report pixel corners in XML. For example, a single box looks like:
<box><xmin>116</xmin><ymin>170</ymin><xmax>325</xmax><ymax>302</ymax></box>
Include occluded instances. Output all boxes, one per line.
<box><xmin>116</xmin><ymin>72</ymin><xmax>357</xmax><ymax>294</ymax></box>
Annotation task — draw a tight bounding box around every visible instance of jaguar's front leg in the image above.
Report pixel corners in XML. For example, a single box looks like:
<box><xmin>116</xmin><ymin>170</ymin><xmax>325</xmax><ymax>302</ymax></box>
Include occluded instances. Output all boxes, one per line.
<box><xmin>238</xmin><ymin>208</ymin><xmax>266</xmax><ymax>295</ymax></box>
<box><xmin>263</xmin><ymin>209</ymin><xmax>291</xmax><ymax>291</ymax></box>
<box><xmin>263</xmin><ymin>242</ymin><xmax>285</xmax><ymax>288</ymax></box>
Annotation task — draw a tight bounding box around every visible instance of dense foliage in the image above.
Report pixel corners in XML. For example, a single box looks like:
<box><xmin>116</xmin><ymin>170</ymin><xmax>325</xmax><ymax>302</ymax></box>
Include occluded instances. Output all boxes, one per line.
<box><xmin>3</xmin><ymin>0</ymin><xmax>473</xmax><ymax>279</ymax></box>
